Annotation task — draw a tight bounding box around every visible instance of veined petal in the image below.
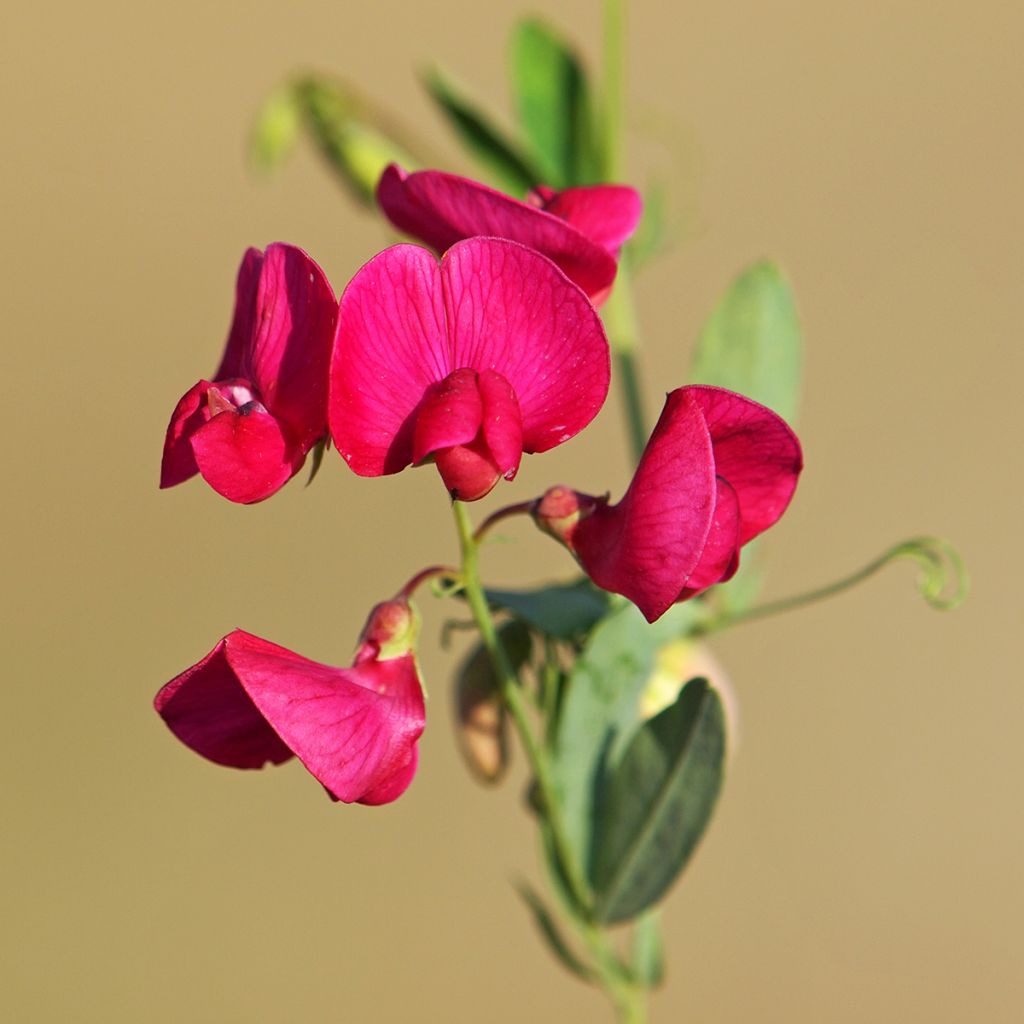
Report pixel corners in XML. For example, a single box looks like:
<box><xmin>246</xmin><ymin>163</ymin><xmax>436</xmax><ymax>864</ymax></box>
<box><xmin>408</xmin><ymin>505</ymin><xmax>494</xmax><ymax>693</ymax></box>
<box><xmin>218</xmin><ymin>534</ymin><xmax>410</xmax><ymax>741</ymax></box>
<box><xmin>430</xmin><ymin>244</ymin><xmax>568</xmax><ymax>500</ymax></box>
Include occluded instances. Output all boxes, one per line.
<box><xmin>685</xmin><ymin>386</ymin><xmax>803</xmax><ymax>543</ymax></box>
<box><xmin>538</xmin><ymin>185</ymin><xmax>643</xmax><ymax>254</ymax></box>
<box><xmin>213</xmin><ymin>247</ymin><xmax>263</xmax><ymax>381</ymax></box>
<box><xmin>161</xmin><ymin>380</ymin><xmax>213</xmax><ymax>489</ymax></box>
<box><xmin>191</xmin><ymin>406</ymin><xmax>301</xmax><ymax>504</ymax></box>
<box><xmin>245</xmin><ymin>243</ymin><xmax>338</xmax><ymax>448</ymax></box>
<box><xmin>440</xmin><ymin>238</ymin><xmax>609</xmax><ymax>453</ymax></box>
<box><xmin>572</xmin><ymin>389</ymin><xmax>717</xmax><ymax>622</ymax></box>
<box><xmin>479</xmin><ymin>369</ymin><xmax>523</xmax><ymax>479</ymax></box>
<box><xmin>377</xmin><ymin>165</ymin><xmax>618</xmax><ymax>300</ymax></box>
<box><xmin>677</xmin><ymin>475</ymin><xmax>742</xmax><ymax>599</ymax></box>
<box><xmin>154</xmin><ymin>637</ymin><xmax>294</xmax><ymax>770</ymax></box>
<box><xmin>329</xmin><ymin>245</ymin><xmax>450</xmax><ymax>475</ymax></box>
<box><xmin>223</xmin><ymin>633</ymin><xmax>425</xmax><ymax>805</ymax></box>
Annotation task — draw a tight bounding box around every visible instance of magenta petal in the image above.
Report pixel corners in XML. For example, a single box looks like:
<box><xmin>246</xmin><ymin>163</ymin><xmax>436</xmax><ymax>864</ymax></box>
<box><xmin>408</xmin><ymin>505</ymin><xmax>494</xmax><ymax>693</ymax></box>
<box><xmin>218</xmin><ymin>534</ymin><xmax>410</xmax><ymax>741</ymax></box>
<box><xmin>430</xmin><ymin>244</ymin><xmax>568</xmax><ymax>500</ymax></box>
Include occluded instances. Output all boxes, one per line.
<box><xmin>224</xmin><ymin>633</ymin><xmax>425</xmax><ymax>805</ymax></box>
<box><xmin>479</xmin><ymin>369</ymin><xmax>523</xmax><ymax>478</ymax></box>
<box><xmin>573</xmin><ymin>390</ymin><xmax>717</xmax><ymax>623</ymax></box>
<box><xmin>161</xmin><ymin>380</ymin><xmax>213</xmax><ymax>489</ymax></box>
<box><xmin>684</xmin><ymin>386</ymin><xmax>803</xmax><ymax>543</ymax></box>
<box><xmin>412</xmin><ymin>368</ymin><xmax>483</xmax><ymax>464</ymax></box>
<box><xmin>191</xmin><ymin>407</ymin><xmax>300</xmax><ymax>504</ymax></box>
<box><xmin>154</xmin><ymin>636</ymin><xmax>294</xmax><ymax>770</ymax></box>
<box><xmin>377</xmin><ymin>165</ymin><xmax>618</xmax><ymax>301</ymax></box>
<box><xmin>213</xmin><ymin>247</ymin><xmax>263</xmax><ymax>381</ymax></box>
<box><xmin>678</xmin><ymin>476</ymin><xmax>742</xmax><ymax>597</ymax></box>
<box><xmin>243</xmin><ymin>243</ymin><xmax>337</xmax><ymax>448</ymax></box>
<box><xmin>329</xmin><ymin>245</ymin><xmax>450</xmax><ymax>475</ymax></box>
<box><xmin>540</xmin><ymin>185</ymin><xmax>643</xmax><ymax>254</ymax></box>
<box><xmin>440</xmin><ymin>238</ymin><xmax>609</xmax><ymax>453</ymax></box>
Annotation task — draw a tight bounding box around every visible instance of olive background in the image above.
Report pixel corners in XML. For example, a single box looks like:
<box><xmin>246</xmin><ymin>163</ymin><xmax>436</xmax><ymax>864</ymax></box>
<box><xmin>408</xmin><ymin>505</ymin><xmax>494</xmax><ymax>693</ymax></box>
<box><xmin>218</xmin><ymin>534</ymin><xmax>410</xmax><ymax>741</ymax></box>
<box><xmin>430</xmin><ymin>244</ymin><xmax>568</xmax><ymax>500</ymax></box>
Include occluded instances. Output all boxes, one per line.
<box><xmin>3</xmin><ymin>1</ymin><xmax>1020</xmax><ymax>1021</ymax></box>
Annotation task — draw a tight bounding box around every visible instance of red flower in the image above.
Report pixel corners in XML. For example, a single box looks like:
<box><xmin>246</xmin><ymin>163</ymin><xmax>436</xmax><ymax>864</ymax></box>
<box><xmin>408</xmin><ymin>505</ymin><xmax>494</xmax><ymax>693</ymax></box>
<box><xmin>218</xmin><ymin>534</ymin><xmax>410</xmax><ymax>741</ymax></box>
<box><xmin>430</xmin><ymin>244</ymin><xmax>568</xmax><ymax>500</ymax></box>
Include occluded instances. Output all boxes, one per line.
<box><xmin>161</xmin><ymin>243</ymin><xmax>338</xmax><ymax>504</ymax></box>
<box><xmin>376</xmin><ymin>164</ymin><xmax>641</xmax><ymax>304</ymax></box>
<box><xmin>329</xmin><ymin>238</ymin><xmax>609</xmax><ymax>501</ymax></box>
<box><xmin>154</xmin><ymin>600</ymin><xmax>425</xmax><ymax>805</ymax></box>
<box><xmin>534</xmin><ymin>386</ymin><xmax>803</xmax><ymax>622</ymax></box>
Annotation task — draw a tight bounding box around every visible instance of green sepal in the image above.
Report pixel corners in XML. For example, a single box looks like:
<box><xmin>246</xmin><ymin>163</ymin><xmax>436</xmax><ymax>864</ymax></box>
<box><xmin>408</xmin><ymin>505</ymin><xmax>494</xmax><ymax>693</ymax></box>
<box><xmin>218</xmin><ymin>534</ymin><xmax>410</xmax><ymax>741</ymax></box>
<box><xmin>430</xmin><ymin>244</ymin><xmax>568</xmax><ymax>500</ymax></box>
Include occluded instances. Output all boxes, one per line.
<box><xmin>484</xmin><ymin>578</ymin><xmax>612</xmax><ymax>641</ymax></box>
<box><xmin>690</xmin><ymin>261</ymin><xmax>803</xmax><ymax>424</ymax></box>
<box><xmin>514</xmin><ymin>880</ymin><xmax>595</xmax><ymax>982</ymax></box>
<box><xmin>305</xmin><ymin>436</ymin><xmax>329</xmax><ymax>487</ymax></box>
<box><xmin>589</xmin><ymin>678</ymin><xmax>725</xmax><ymax>924</ymax></box>
<box><xmin>420</xmin><ymin>65</ymin><xmax>541</xmax><ymax>195</ymax></box>
<box><xmin>510</xmin><ymin>18</ymin><xmax>598</xmax><ymax>187</ymax></box>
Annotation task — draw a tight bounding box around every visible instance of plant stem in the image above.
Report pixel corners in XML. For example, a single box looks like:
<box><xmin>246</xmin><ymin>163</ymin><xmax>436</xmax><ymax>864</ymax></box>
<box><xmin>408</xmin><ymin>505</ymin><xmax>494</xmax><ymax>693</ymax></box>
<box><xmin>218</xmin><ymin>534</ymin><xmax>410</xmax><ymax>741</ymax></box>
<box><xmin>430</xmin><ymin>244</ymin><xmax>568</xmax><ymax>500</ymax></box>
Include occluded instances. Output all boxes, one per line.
<box><xmin>452</xmin><ymin>501</ymin><xmax>591</xmax><ymax>911</ymax></box>
<box><xmin>602</xmin><ymin>0</ymin><xmax>625</xmax><ymax>181</ymax></box>
<box><xmin>603</xmin><ymin>261</ymin><xmax>647</xmax><ymax>463</ymax></box>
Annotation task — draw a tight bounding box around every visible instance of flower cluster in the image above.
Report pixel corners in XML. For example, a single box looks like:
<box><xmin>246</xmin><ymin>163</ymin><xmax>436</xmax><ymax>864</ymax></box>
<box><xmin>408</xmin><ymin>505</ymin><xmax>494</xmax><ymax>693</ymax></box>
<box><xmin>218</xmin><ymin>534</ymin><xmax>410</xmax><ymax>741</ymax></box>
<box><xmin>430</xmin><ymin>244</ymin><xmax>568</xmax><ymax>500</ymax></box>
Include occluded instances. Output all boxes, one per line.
<box><xmin>155</xmin><ymin>166</ymin><xmax>802</xmax><ymax>803</ymax></box>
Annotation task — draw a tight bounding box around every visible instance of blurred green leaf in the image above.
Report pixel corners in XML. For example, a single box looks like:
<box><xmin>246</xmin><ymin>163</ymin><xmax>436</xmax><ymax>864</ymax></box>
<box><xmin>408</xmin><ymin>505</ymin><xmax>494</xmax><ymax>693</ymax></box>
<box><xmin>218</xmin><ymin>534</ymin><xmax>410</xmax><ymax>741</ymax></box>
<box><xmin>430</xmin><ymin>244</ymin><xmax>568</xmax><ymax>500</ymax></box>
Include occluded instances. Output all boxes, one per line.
<box><xmin>295</xmin><ymin>77</ymin><xmax>417</xmax><ymax>204</ymax></box>
<box><xmin>690</xmin><ymin>261</ymin><xmax>802</xmax><ymax>424</ymax></box>
<box><xmin>510</xmin><ymin>18</ymin><xmax>597</xmax><ymax>186</ymax></box>
<box><xmin>515</xmin><ymin>881</ymin><xmax>594</xmax><ymax>982</ymax></box>
<box><xmin>484</xmin><ymin>579</ymin><xmax>612</xmax><ymax>640</ymax></box>
<box><xmin>630</xmin><ymin>910</ymin><xmax>665</xmax><ymax>988</ymax></box>
<box><xmin>589</xmin><ymin>679</ymin><xmax>725</xmax><ymax>924</ymax></box>
<box><xmin>551</xmin><ymin>601</ymin><xmax>705</xmax><ymax>867</ymax></box>
<box><xmin>421</xmin><ymin>66</ymin><xmax>541</xmax><ymax>195</ymax></box>
<box><xmin>625</xmin><ymin>181</ymin><xmax>668</xmax><ymax>269</ymax></box>
<box><xmin>249</xmin><ymin>84</ymin><xmax>302</xmax><ymax>173</ymax></box>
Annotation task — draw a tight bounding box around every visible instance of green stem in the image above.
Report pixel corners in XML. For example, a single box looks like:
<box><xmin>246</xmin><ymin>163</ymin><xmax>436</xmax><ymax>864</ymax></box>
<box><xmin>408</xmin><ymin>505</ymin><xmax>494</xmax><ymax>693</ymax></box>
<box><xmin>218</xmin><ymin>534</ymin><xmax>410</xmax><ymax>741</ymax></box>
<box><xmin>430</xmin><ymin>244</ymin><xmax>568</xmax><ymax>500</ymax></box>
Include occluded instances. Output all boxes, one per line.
<box><xmin>602</xmin><ymin>0</ymin><xmax>625</xmax><ymax>180</ymax></box>
<box><xmin>703</xmin><ymin>536</ymin><xmax>968</xmax><ymax>634</ymax></box>
<box><xmin>452</xmin><ymin>501</ymin><xmax>592</xmax><ymax>911</ymax></box>
<box><xmin>603</xmin><ymin>260</ymin><xmax>648</xmax><ymax>463</ymax></box>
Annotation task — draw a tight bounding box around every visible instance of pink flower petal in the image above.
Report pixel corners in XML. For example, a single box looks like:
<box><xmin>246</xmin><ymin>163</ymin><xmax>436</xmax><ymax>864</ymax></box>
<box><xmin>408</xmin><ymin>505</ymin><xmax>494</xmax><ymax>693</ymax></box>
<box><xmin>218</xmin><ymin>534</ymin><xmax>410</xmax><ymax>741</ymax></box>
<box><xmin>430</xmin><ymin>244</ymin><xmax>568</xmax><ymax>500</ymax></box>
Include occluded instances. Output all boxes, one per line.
<box><xmin>377</xmin><ymin>164</ymin><xmax>619</xmax><ymax>301</ymax></box>
<box><xmin>223</xmin><ymin>632</ymin><xmax>425</xmax><ymax>805</ymax></box>
<box><xmin>154</xmin><ymin>637</ymin><xmax>294</xmax><ymax>770</ymax></box>
<box><xmin>479</xmin><ymin>369</ymin><xmax>523</xmax><ymax>479</ymax></box>
<box><xmin>412</xmin><ymin>368</ymin><xmax>484</xmax><ymax>465</ymax></box>
<box><xmin>685</xmin><ymin>386</ymin><xmax>803</xmax><ymax>543</ymax></box>
<box><xmin>160</xmin><ymin>380</ymin><xmax>212</xmax><ymax>489</ymax></box>
<box><xmin>329</xmin><ymin>245</ymin><xmax>450</xmax><ymax>475</ymax></box>
<box><xmin>572</xmin><ymin>389</ymin><xmax>717</xmax><ymax>622</ymax></box>
<box><xmin>213</xmin><ymin>247</ymin><xmax>263</xmax><ymax>381</ymax></box>
<box><xmin>191</xmin><ymin>406</ymin><xmax>300</xmax><ymax>504</ymax></box>
<box><xmin>537</xmin><ymin>185</ymin><xmax>643</xmax><ymax>254</ymax></box>
<box><xmin>243</xmin><ymin>243</ymin><xmax>338</xmax><ymax>449</ymax></box>
<box><xmin>440</xmin><ymin>239</ymin><xmax>609</xmax><ymax>453</ymax></box>
<box><xmin>676</xmin><ymin>475</ymin><xmax>742</xmax><ymax>598</ymax></box>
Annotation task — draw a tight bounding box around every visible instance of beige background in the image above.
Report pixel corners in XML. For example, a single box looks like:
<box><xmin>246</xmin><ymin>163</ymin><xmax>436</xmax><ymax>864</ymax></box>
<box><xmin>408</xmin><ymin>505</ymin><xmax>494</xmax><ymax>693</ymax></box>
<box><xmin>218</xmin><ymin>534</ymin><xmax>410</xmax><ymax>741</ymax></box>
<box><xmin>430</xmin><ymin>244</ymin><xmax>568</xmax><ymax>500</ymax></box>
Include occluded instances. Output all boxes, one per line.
<box><xmin>2</xmin><ymin>1</ymin><xmax>1021</xmax><ymax>1021</ymax></box>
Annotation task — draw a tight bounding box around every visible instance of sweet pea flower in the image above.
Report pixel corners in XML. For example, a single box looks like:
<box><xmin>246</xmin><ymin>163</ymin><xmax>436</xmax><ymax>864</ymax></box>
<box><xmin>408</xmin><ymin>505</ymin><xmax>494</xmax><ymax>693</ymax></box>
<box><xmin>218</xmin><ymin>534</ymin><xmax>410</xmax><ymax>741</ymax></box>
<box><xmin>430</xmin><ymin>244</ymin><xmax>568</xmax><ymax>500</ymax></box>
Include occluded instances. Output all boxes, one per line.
<box><xmin>160</xmin><ymin>243</ymin><xmax>338</xmax><ymax>504</ymax></box>
<box><xmin>376</xmin><ymin>164</ymin><xmax>642</xmax><ymax>304</ymax></box>
<box><xmin>533</xmin><ymin>385</ymin><xmax>803</xmax><ymax>622</ymax></box>
<box><xmin>329</xmin><ymin>237</ymin><xmax>610</xmax><ymax>501</ymax></box>
<box><xmin>153</xmin><ymin>599</ymin><xmax>425</xmax><ymax>805</ymax></box>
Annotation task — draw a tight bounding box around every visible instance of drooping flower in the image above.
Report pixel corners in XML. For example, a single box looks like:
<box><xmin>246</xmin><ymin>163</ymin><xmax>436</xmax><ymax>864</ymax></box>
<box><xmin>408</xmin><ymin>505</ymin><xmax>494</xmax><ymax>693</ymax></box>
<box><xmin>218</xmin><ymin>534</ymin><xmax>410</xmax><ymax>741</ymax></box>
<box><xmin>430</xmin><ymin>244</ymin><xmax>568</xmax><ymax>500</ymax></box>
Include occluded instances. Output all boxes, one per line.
<box><xmin>328</xmin><ymin>237</ymin><xmax>610</xmax><ymax>501</ymax></box>
<box><xmin>376</xmin><ymin>164</ymin><xmax>642</xmax><ymax>304</ymax></box>
<box><xmin>161</xmin><ymin>243</ymin><xmax>338</xmax><ymax>504</ymax></box>
<box><xmin>533</xmin><ymin>385</ymin><xmax>803</xmax><ymax>622</ymax></box>
<box><xmin>153</xmin><ymin>599</ymin><xmax>425</xmax><ymax>805</ymax></box>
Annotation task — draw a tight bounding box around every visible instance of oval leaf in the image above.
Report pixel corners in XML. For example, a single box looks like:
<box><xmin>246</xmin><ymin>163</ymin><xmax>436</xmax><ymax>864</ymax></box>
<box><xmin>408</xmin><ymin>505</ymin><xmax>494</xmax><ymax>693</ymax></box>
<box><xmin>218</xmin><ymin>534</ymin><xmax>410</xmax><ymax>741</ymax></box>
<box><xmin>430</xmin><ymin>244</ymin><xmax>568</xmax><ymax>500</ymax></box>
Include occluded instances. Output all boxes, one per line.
<box><xmin>589</xmin><ymin>678</ymin><xmax>725</xmax><ymax>924</ymax></box>
<box><xmin>690</xmin><ymin>261</ymin><xmax>802</xmax><ymax>424</ymax></box>
<box><xmin>484</xmin><ymin>578</ymin><xmax>612</xmax><ymax>640</ymax></box>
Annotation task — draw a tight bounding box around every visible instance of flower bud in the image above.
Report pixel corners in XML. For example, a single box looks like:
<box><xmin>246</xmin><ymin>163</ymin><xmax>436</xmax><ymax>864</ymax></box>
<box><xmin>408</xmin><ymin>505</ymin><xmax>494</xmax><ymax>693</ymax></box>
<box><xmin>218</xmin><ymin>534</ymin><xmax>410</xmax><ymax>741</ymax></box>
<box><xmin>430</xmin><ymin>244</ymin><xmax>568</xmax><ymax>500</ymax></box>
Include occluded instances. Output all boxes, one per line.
<box><xmin>356</xmin><ymin>598</ymin><xmax>420</xmax><ymax>663</ymax></box>
<box><xmin>532</xmin><ymin>486</ymin><xmax>604</xmax><ymax>547</ymax></box>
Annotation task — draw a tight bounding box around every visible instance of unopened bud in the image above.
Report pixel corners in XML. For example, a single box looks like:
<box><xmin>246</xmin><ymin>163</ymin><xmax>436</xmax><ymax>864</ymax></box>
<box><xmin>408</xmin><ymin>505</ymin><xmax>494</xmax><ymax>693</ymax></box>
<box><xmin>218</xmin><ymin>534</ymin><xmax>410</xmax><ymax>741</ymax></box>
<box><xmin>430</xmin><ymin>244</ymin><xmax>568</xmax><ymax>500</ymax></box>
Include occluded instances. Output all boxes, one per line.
<box><xmin>357</xmin><ymin>598</ymin><xmax>420</xmax><ymax>662</ymax></box>
<box><xmin>532</xmin><ymin>486</ymin><xmax>603</xmax><ymax>547</ymax></box>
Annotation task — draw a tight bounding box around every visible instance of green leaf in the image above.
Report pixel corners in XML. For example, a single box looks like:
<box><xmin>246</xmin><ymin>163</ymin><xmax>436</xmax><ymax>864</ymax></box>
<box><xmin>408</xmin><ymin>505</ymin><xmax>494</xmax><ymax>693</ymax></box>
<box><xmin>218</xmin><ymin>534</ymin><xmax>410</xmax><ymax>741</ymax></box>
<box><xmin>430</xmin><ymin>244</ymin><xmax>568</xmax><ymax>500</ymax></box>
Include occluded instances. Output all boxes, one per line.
<box><xmin>630</xmin><ymin>910</ymin><xmax>665</xmax><ymax>988</ymax></box>
<box><xmin>690</xmin><ymin>261</ymin><xmax>802</xmax><ymax>424</ymax></box>
<box><xmin>624</xmin><ymin>181</ymin><xmax>668</xmax><ymax>269</ymax></box>
<box><xmin>484</xmin><ymin>579</ymin><xmax>612</xmax><ymax>640</ymax></box>
<box><xmin>514</xmin><ymin>881</ymin><xmax>594</xmax><ymax>982</ymax></box>
<box><xmin>551</xmin><ymin>601</ymin><xmax>706</xmax><ymax>867</ymax></box>
<box><xmin>510</xmin><ymin>18</ymin><xmax>596</xmax><ymax>187</ymax></box>
<box><xmin>421</xmin><ymin>66</ymin><xmax>541</xmax><ymax>195</ymax></box>
<box><xmin>295</xmin><ymin>77</ymin><xmax>417</xmax><ymax>204</ymax></box>
<box><xmin>249</xmin><ymin>84</ymin><xmax>302</xmax><ymax>173</ymax></box>
<box><xmin>589</xmin><ymin>679</ymin><xmax>725</xmax><ymax>924</ymax></box>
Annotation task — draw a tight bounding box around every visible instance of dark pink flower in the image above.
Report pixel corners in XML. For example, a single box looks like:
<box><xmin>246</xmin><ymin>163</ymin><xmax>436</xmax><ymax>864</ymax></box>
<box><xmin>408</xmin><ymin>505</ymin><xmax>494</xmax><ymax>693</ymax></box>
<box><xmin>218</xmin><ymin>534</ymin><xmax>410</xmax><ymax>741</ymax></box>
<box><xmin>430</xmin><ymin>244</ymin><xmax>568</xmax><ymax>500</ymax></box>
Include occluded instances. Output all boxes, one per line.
<box><xmin>153</xmin><ymin>600</ymin><xmax>425</xmax><ymax>805</ymax></box>
<box><xmin>161</xmin><ymin>243</ymin><xmax>338</xmax><ymax>504</ymax></box>
<box><xmin>534</xmin><ymin>386</ymin><xmax>803</xmax><ymax>623</ymax></box>
<box><xmin>376</xmin><ymin>164</ymin><xmax>642</xmax><ymax>304</ymax></box>
<box><xmin>329</xmin><ymin>238</ymin><xmax>610</xmax><ymax>501</ymax></box>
